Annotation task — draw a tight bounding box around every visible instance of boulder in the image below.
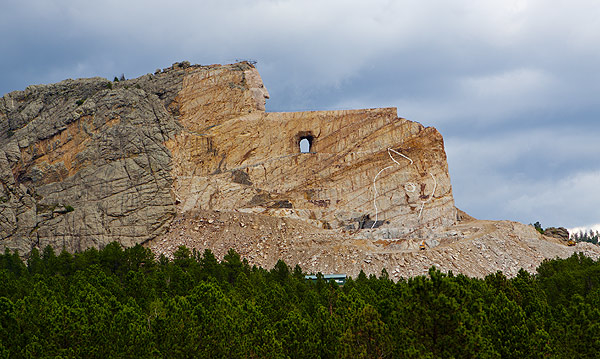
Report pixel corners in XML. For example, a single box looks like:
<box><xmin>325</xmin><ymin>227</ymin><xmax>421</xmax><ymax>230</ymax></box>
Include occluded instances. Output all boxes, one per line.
<box><xmin>544</xmin><ymin>227</ymin><xmax>570</xmax><ymax>241</ymax></box>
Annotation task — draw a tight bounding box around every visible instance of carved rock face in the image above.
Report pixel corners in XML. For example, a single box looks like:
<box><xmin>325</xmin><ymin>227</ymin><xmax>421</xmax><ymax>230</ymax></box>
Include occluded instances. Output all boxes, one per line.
<box><xmin>169</xmin><ymin>107</ymin><xmax>456</xmax><ymax>231</ymax></box>
<box><xmin>244</xmin><ymin>68</ymin><xmax>270</xmax><ymax>111</ymax></box>
<box><xmin>0</xmin><ymin>61</ymin><xmax>456</xmax><ymax>254</ymax></box>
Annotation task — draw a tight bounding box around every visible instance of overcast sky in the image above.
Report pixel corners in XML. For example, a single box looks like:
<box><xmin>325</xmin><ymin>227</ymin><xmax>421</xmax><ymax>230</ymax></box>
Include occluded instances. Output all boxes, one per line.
<box><xmin>2</xmin><ymin>0</ymin><xmax>599</xmax><ymax>231</ymax></box>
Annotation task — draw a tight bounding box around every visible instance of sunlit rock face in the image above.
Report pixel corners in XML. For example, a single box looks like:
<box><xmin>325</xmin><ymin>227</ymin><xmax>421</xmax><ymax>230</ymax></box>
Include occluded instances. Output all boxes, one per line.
<box><xmin>0</xmin><ymin>61</ymin><xmax>456</xmax><ymax>254</ymax></box>
<box><xmin>167</xmin><ymin>63</ymin><xmax>456</xmax><ymax>232</ymax></box>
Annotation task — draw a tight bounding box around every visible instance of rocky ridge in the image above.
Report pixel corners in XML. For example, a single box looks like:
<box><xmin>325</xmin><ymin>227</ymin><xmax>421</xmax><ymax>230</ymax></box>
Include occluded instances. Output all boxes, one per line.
<box><xmin>1</xmin><ymin>61</ymin><xmax>597</xmax><ymax>278</ymax></box>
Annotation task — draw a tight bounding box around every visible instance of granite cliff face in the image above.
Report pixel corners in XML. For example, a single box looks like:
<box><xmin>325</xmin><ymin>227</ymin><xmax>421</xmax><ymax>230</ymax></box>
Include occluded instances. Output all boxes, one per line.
<box><xmin>2</xmin><ymin>61</ymin><xmax>596</xmax><ymax>278</ymax></box>
<box><xmin>0</xmin><ymin>61</ymin><xmax>454</xmax><ymax>253</ymax></box>
<box><xmin>0</xmin><ymin>67</ymin><xmax>184</xmax><ymax>252</ymax></box>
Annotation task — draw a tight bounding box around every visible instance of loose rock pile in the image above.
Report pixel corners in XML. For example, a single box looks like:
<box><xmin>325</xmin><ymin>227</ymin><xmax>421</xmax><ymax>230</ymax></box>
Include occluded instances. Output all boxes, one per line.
<box><xmin>148</xmin><ymin>210</ymin><xmax>600</xmax><ymax>279</ymax></box>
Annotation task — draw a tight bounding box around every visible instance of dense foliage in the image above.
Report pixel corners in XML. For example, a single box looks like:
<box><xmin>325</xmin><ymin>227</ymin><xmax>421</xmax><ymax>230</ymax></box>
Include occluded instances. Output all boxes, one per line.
<box><xmin>1</xmin><ymin>244</ymin><xmax>600</xmax><ymax>358</ymax></box>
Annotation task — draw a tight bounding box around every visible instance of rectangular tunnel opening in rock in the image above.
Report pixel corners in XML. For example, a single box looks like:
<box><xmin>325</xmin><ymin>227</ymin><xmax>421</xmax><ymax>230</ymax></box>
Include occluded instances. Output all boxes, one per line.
<box><xmin>299</xmin><ymin>135</ymin><xmax>313</xmax><ymax>153</ymax></box>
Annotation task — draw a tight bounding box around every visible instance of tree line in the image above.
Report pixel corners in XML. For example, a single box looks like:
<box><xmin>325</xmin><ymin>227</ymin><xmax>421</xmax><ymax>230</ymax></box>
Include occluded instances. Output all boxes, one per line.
<box><xmin>1</xmin><ymin>243</ymin><xmax>600</xmax><ymax>358</ymax></box>
<box><xmin>571</xmin><ymin>229</ymin><xmax>600</xmax><ymax>245</ymax></box>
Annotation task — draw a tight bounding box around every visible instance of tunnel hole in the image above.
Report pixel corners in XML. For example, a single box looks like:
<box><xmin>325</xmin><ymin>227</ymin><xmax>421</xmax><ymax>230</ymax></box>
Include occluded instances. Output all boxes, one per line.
<box><xmin>299</xmin><ymin>138</ymin><xmax>310</xmax><ymax>153</ymax></box>
<box><xmin>298</xmin><ymin>134</ymin><xmax>314</xmax><ymax>153</ymax></box>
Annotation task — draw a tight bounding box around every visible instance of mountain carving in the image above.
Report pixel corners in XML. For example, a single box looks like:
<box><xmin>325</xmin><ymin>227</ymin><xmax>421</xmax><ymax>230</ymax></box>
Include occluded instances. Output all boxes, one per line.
<box><xmin>1</xmin><ymin>61</ymin><xmax>597</xmax><ymax>278</ymax></box>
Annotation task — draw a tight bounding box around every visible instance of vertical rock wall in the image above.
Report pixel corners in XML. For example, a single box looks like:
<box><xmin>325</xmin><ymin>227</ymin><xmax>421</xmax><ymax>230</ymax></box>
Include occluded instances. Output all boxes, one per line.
<box><xmin>0</xmin><ymin>61</ymin><xmax>456</xmax><ymax>254</ymax></box>
<box><xmin>170</xmin><ymin>107</ymin><xmax>456</xmax><ymax>231</ymax></box>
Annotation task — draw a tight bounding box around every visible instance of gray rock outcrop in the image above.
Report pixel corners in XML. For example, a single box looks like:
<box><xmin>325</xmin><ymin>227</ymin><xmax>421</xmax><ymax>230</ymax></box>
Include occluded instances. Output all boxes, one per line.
<box><xmin>0</xmin><ymin>64</ymin><xmax>193</xmax><ymax>253</ymax></box>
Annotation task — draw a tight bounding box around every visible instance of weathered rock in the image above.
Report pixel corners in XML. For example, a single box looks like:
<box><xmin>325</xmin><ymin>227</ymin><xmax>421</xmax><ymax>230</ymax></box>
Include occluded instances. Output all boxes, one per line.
<box><xmin>0</xmin><ymin>67</ymin><xmax>196</xmax><ymax>252</ymax></box>
<box><xmin>2</xmin><ymin>61</ymin><xmax>597</xmax><ymax>280</ymax></box>
<box><xmin>544</xmin><ymin>227</ymin><xmax>570</xmax><ymax>241</ymax></box>
<box><xmin>169</xmin><ymin>108</ymin><xmax>456</xmax><ymax>229</ymax></box>
<box><xmin>149</xmin><ymin>211</ymin><xmax>600</xmax><ymax>279</ymax></box>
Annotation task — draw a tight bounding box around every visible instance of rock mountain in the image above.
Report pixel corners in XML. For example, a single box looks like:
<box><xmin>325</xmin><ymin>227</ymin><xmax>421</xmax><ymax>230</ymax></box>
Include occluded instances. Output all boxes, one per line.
<box><xmin>1</xmin><ymin>61</ymin><xmax>597</xmax><ymax>278</ymax></box>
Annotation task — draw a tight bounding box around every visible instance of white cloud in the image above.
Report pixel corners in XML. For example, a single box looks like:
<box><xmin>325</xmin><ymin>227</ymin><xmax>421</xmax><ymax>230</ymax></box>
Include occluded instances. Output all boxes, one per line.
<box><xmin>451</xmin><ymin>168</ymin><xmax>600</xmax><ymax>228</ymax></box>
<box><xmin>456</xmin><ymin>68</ymin><xmax>556</xmax><ymax>117</ymax></box>
<box><xmin>446</xmin><ymin>129</ymin><xmax>600</xmax><ymax>228</ymax></box>
<box><xmin>503</xmin><ymin>170</ymin><xmax>600</xmax><ymax>225</ymax></box>
<box><xmin>569</xmin><ymin>223</ymin><xmax>600</xmax><ymax>235</ymax></box>
<box><xmin>446</xmin><ymin>127</ymin><xmax>600</xmax><ymax>172</ymax></box>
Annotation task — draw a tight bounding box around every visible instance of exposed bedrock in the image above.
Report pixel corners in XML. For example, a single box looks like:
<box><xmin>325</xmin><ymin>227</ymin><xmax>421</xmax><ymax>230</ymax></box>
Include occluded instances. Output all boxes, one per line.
<box><xmin>4</xmin><ymin>61</ymin><xmax>584</xmax><ymax>280</ymax></box>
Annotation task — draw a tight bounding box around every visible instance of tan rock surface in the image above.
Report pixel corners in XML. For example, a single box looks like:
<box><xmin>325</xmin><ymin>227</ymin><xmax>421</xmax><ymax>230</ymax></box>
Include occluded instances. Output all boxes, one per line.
<box><xmin>2</xmin><ymin>60</ymin><xmax>598</xmax><ymax>278</ymax></box>
<box><xmin>169</xmin><ymin>108</ymin><xmax>456</xmax><ymax>230</ymax></box>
